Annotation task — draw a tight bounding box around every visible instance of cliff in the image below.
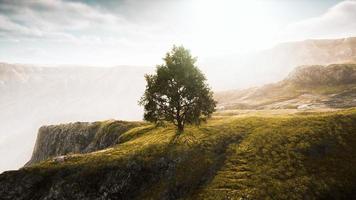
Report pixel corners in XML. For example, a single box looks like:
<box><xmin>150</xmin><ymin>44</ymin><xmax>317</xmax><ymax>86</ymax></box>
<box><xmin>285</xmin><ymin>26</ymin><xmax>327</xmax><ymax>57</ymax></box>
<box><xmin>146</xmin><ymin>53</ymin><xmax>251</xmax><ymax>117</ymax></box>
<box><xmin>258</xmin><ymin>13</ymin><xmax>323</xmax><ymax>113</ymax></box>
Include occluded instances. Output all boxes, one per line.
<box><xmin>0</xmin><ymin>62</ymin><xmax>152</xmax><ymax>173</ymax></box>
<box><xmin>1</xmin><ymin>109</ymin><xmax>356</xmax><ymax>199</ymax></box>
<box><xmin>26</xmin><ymin>120</ymin><xmax>144</xmax><ymax>166</ymax></box>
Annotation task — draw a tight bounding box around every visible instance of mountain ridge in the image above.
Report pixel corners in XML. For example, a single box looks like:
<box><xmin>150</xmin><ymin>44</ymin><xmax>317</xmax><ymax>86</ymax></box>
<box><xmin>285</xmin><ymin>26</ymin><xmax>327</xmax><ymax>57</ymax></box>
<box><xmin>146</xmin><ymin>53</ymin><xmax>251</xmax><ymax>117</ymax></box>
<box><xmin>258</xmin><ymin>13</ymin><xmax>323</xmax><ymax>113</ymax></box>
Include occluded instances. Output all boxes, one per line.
<box><xmin>215</xmin><ymin>63</ymin><xmax>356</xmax><ymax>110</ymax></box>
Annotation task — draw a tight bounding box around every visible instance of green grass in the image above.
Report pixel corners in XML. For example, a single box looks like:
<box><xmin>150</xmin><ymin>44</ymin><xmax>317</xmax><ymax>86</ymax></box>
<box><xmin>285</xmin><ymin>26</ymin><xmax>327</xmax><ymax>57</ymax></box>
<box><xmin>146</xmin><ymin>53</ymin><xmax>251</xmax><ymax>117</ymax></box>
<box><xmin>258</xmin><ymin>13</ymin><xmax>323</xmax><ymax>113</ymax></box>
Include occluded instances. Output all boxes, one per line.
<box><xmin>2</xmin><ymin>109</ymin><xmax>356</xmax><ymax>199</ymax></box>
<box><xmin>89</xmin><ymin>120</ymin><xmax>147</xmax><ymax>150</ymax></box>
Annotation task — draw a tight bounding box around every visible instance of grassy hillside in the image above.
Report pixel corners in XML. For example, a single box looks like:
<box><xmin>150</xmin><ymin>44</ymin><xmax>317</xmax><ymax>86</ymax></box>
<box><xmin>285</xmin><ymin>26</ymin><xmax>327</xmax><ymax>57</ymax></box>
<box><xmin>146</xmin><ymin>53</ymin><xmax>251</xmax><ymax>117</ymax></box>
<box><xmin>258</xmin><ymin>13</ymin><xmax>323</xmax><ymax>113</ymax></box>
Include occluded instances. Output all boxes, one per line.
<box><xmin>1</xmin><ymin>109</ymin><xmax>356</xmax><ymax>199</ymax></box>
<box><xmin>215</xmin><ymin>64</ymin><xmax>356</xmax><ymax>110</ymax></box>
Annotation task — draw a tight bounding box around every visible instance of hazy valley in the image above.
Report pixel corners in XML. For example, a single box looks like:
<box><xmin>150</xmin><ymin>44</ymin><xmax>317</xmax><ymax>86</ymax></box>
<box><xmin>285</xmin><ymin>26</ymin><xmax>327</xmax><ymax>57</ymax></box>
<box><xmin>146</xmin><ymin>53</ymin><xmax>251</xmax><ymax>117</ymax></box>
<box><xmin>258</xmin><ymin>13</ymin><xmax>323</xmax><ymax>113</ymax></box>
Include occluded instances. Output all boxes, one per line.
<box><xmin>1</xmin><ymin>37</ymin><xmax>356</xmax><ymax>199</ymax></box>
<box><xmin>0</xmin><ymin>64</ymin><xmax>151</xmax><ymax>172</ymax></box>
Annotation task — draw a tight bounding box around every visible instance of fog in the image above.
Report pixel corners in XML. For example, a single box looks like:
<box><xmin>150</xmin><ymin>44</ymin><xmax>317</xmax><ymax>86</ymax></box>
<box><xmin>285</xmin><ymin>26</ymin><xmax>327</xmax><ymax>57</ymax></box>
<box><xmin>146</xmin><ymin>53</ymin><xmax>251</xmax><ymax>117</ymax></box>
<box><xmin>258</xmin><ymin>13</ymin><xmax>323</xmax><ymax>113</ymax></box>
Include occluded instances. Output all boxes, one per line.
<box><xmin>0</xmin><ymin>64</ymin><xmax>152</xmax><ymax>172</ymax></box>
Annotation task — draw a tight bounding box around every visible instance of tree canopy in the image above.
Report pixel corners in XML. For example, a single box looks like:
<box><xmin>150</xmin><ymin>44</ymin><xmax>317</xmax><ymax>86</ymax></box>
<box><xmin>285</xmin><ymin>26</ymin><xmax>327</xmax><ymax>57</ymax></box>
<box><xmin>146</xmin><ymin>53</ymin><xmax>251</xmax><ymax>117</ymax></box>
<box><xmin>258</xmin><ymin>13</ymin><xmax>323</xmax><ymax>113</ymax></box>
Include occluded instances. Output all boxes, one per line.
<box><xmin>139</xmin><ymin>46</ymin><xmax>216</xmax><ymax>132</ymax></box>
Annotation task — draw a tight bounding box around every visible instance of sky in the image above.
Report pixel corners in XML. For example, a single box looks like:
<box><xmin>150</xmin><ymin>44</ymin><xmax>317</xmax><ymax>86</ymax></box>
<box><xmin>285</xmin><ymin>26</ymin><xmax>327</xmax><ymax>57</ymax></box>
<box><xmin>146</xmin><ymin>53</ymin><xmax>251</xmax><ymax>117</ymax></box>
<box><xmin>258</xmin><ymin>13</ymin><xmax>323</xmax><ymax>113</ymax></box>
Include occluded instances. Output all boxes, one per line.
<box><xmin>0</xmin><ymin>0</ymin><xmax>355</xmax><ymax>66</ymax></box>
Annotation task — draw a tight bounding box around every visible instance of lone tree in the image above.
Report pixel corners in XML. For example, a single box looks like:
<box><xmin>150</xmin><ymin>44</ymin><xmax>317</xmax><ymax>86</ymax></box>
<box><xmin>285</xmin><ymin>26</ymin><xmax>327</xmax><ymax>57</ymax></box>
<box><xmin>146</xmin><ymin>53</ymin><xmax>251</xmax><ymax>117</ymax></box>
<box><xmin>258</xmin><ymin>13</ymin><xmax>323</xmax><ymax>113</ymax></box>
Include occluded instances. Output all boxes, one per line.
<box><xmin>139</xmin><ymin>46</ymin><xmax>216</xmax><ymax>132</ymax></box>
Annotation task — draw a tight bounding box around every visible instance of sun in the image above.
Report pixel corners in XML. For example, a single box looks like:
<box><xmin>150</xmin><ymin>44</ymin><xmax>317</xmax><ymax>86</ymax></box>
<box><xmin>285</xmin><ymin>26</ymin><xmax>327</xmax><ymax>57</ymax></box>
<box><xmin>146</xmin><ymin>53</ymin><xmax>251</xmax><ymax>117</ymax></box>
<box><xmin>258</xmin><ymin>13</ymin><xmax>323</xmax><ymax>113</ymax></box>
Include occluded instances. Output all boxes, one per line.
<box><xmin>189</xmin><ymin>0</ymin><xmax>284</xmax><ymax>56</ymax></box>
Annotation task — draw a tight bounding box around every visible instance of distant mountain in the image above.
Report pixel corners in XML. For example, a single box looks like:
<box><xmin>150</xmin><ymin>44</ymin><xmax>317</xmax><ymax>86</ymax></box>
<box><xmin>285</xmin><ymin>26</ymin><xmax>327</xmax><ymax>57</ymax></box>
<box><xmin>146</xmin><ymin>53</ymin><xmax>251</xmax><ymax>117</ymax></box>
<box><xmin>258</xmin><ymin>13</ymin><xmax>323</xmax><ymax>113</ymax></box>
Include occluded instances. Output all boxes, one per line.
<box><xmin>257</xmin><ymin>36</ymin><xmax>356</xmax><ymax>68</ymax></box>
<box><xmin>203</xmin><ymin>37</ymin><xmax>356</xmax><ymax>90</ymax></box>
<box><xmin>215</xmin><ymin>64</ymin><xmax>356</xmax><ymax>110</ymax></box>
<box><xmin>0</xmin><ymin>63</ymin><xmax>152</xmax><ymax>173</ymax></box>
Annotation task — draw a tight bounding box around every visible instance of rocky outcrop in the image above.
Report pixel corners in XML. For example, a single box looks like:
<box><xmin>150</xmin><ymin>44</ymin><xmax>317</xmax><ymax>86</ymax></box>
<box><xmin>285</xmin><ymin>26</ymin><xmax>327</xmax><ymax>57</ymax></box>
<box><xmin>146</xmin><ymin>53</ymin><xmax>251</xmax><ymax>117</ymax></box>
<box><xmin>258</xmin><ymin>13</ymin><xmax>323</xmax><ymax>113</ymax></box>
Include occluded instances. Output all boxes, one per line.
<box><xmin>285</xmin><ymin>64</ymin><xmax>356</xmax><ymax>86</ymax></box>
<box><xmin>26</xmin><ymin>120</ymin><xmax>143</xmax><ymax>166</ymax></box>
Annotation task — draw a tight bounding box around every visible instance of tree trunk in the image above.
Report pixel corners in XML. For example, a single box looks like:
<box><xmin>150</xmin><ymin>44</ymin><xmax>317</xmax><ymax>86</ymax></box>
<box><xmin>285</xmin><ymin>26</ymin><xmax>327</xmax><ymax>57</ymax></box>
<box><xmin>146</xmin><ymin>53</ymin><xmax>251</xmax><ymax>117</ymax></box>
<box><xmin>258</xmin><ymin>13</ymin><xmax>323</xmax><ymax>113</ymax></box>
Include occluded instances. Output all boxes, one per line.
<box><xmin>176</xmin><ymin>104</ymin><xmax>184</xmax><ymax>132</ymax></box>
<box><xmin>177</xmin><ymin>117</ymin><xmax>184</xmax><ymax>133</ymax></box>
<box><xmin>177</xmin><ymin>120</ymin><xmax>184</xmax><ymax>133</ymax></box>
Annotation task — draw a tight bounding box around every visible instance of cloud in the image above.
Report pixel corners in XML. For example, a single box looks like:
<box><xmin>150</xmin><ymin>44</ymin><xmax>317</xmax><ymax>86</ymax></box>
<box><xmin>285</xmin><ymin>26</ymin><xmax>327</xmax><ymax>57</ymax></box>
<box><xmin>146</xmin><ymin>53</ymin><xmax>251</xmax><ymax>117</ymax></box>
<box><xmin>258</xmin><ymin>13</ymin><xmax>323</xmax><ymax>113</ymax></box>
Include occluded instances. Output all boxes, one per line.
<box><xmin>0</xmin><ymin>14</ymin><xmax>25</xmax><ymax>34</ymax></box>
<box><xmin>0</xmin><ymin>0</ymin><xmax>133</xmax><ymax>44</ymax></box>
<box><xmin>281</xmin><ymin>0</ymin><xmax>356</xmax><ymax>40</ymax></box>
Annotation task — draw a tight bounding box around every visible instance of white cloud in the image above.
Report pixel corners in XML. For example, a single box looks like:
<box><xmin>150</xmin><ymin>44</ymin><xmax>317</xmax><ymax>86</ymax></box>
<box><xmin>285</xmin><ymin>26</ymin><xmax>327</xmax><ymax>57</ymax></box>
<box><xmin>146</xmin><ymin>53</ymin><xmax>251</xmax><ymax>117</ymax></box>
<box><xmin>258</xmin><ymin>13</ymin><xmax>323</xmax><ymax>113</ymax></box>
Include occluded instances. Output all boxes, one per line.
<box><xmin>0</xmin><ymin>0</ymin><xmax>133</xmax><ymax>43</ymax></box>
<box><xmin>0</xmin><ymin>14</ymin><xmax>39</xmax><ymax>37</ymax></box>
<box><xmin>1</xmin><ymin>0</ymin><xmax>356</xmax><ymax>66</ymax></box>
<box><xmin>281</xmin><ymin>0</ymin><xmax>356</xmax><ymax>41</ymax></box>
<box><xmin>0</xmin><ymin>0</ymin><xmax>195</xmax><ymax>66</ymax></box>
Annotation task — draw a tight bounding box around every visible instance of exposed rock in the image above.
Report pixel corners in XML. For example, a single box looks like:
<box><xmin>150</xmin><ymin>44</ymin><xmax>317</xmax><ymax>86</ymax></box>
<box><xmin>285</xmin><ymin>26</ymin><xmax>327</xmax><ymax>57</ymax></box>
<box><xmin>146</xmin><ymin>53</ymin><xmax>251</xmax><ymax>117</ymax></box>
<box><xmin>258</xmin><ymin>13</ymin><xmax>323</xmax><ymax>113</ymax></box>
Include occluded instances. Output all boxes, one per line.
<box><xmin>52</xmin><ymin>155</ymin><xmax>68</xmax><ymax>163</ymax></box>
<box><xmin>285</xmin><ymin>64</ymin><xmax>356</xmax><ymax>86</ymax></box>
<box><xmin>297</xmin><ymin>104</ymin><xmax>312</xmax><ymax>110</ymax></box>
<box><xmin>25</xmin><ymin>120</ymin><xmax>143</xmax><ymax>166</ymax></box>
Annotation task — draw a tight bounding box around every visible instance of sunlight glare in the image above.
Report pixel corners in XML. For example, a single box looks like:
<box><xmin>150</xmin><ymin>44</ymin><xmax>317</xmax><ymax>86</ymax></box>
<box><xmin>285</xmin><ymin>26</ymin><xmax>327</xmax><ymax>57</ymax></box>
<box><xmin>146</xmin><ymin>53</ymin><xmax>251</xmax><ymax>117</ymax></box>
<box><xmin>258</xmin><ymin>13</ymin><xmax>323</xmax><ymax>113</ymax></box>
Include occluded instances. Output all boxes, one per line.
<box><xmin>191</xmin><ymin>0</ymin><xmax>283</xmax><ymax>56</ymax></box>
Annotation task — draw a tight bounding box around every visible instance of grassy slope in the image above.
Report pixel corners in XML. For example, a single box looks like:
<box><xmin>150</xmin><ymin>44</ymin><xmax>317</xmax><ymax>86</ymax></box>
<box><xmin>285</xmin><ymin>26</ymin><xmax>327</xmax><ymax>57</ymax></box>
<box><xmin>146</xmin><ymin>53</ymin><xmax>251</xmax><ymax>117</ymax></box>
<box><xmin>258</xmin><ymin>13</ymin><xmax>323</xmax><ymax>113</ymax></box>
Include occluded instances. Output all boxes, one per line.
<box><xmin>2</xmin><ymin>109</ymin><xmax>356</xmax><ymax>199</ymax></box>
<box><xmin>215</xmin><ymin>64</ymin><xmax>356</xmax><ymax>110</ymax></box>
<box><xmin>216</xmin><ymin>82</ymin><xmax>356</xmax><ymax>109</ymax></box>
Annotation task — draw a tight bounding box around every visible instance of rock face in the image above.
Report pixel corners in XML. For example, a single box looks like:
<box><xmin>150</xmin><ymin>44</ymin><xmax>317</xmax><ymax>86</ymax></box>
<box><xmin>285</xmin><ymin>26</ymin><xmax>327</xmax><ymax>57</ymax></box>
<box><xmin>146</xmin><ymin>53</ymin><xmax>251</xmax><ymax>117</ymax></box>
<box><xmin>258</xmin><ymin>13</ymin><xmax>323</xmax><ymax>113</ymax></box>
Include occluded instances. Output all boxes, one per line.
<box><xmin>26</xmin><ymin>120</ymin><xmax>143</xmax><ymax>166</ymax></box>
<box><xmin>285</xmin><ymin>64</ymin><xmax>356</xmax><ymax>86</ymax></box>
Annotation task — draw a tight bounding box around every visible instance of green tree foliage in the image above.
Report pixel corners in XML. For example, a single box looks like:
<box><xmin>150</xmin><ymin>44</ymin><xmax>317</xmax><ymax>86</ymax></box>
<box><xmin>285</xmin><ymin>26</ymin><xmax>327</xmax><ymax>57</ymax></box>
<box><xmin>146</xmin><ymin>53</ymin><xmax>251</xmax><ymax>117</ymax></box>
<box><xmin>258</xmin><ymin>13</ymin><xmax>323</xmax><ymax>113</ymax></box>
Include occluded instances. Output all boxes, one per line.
<box><xmin>139</xmin><ymin>46</ymin><xmax>216</xmax><ymax>132</ymax></box>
